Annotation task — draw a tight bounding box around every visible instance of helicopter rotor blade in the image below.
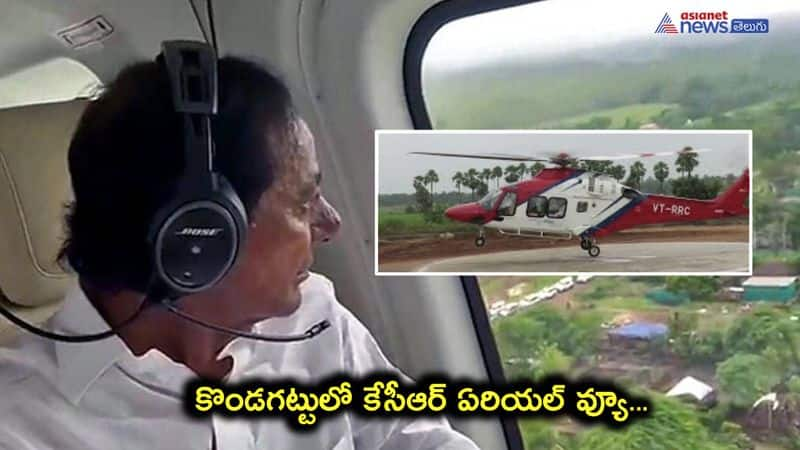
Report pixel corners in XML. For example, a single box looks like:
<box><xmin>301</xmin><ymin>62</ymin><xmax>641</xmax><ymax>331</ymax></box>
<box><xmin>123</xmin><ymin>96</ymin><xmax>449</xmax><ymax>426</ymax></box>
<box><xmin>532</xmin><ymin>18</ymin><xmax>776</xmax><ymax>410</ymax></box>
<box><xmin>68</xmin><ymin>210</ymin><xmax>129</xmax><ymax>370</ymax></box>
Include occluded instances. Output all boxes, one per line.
<box><xmin>409</xmin><ymin>151</ymin><xmax>550</xmax><ymax>162</ymax></box>
<box><xmin>573</xmin><ymin>148</ymin><xmax>712</xmax><ymax>161</ymax></box>
<box><xmin>409</xmin><ymin>147</ymin><xmax>712</xmax><ymax>164</ymax></box>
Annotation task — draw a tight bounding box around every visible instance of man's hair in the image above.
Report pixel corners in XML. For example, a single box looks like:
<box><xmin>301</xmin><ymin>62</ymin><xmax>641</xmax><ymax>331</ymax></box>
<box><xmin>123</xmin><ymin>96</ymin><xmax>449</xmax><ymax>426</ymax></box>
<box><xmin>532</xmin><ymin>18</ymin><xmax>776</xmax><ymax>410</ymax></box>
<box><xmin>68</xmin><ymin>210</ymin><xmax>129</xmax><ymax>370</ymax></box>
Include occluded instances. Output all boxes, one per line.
<box><xmin>59</xmin><ymin>56</ymin><xmax>296</xmax><ymax>293</ymax></box>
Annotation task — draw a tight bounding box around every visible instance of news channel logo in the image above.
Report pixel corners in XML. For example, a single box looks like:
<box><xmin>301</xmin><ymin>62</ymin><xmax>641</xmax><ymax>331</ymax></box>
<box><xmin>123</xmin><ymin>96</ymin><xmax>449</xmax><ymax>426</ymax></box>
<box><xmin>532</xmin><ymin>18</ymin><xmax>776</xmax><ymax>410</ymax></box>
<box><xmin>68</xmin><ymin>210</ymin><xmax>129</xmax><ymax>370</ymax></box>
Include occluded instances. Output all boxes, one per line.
<box><xmin>655</xmin><ymin>12</ymin><xmax>769</xmax><ymax>35</ymax></box>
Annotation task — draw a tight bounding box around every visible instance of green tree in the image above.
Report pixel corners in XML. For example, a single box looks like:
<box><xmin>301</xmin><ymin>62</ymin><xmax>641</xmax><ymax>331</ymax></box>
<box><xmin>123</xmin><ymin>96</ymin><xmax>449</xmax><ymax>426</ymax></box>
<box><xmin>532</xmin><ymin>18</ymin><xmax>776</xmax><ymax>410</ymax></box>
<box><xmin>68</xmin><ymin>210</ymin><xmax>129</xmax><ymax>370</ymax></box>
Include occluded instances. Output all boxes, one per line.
<box><xmin>680</xmin><ymin>76</ymin><xmax>716</xmax><ymax>119</ymax></box>
<box><xmin>412</xmin><ymin>175</ymin><xmax>432</xmax><ymax>213</ymax></box>
<box><xmin>653</xmin><ymin>161</ymin><xmax>669</xmax><ymax>193</ymax></box>
<box><xmin>717</xmin><ymin>353</ymin><xmax>782</xmax><ymax>409</ymax></box>
<box><xmin>577</xmin><ymin>394</ymin><xmax>742</xmax><ymax>450</ymax></box>
<box><xmin>480</xmin><ymin>168</ymin><xmax>492</xmax><ymax>188</ymax></box>
<box><xmin>577</xmin><ymin>116</ymin><xmax>612</xmax><ymax>129</ymax></box>
<box><xmin>494</xmin><ymin>307</ymin><xmax>602</xmax><ymax>377</ymax></box>
<box><xmin>516</xmin><ymin>163</ymin><xmax>527</xmax><ymax>179</ymax></box>
<box><xmin>533</xmin><ymin>342</ymin><xmax>573</xmax><ymax>379</ymax></box>
<box><xmin>608</xmin><ymin>164</ymin><xmax>626</xmax><ymax>181</ymax></box>
<box><xmin>476</xmin><ymin>181</ymin><xmax>489</xmax><ymax>198</ymax></box>
<box><xmin>670</xmin><ymin>176</ymin><xmax>724</xmax><ymax>200</ymax></box>
<box><xmin>491</xmin><ymin>166</ymin><xmax>503</xmax><ymax>188</ymax></box>
<box><xmin>675</xmin><ymin>147</ymin><xmax>700</xmax><ymax>178</ymax></box>
<box><xmin>465</xmin><ymin>168</ymin><xmax>479</xmax><ymax>200</ymax></box>
<box><xmin>451</xmin><ymin>172</ymin><xmax>464</xmax><ymax>200</ymax></box>
<box><xmin>665</xmin><ymin>276</ymin><xmax>719</xmax><ymax>301</ymax></box>
<box><xmin>624</xmin><ymin>161</ymin><xmax>647</xmax><ymax>189</ymax></box>
<box><xmin>580</xmin><ymin>160</ymin><xmax>614</xmax><ymax>174</ymax></box>
<box><xmin>504</xmin><ymin>164</ymin><xmax>520</xmax><ymax>183</ymax></box>
<box><xmin>424</xmin><ymin>169</ymin><xmax>439</xmax><ymax>205</ymax></box>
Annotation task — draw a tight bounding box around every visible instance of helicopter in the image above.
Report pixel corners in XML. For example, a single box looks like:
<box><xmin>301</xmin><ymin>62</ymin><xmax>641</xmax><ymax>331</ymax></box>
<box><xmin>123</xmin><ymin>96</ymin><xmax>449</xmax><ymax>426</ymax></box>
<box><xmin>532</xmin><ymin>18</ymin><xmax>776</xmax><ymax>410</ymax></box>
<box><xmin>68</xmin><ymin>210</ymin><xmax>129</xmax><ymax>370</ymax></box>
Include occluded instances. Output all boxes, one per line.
<box><xmin>411</xmin><ymin>149</ymin><xmax>749</xmax><ymax>257</ymax></box>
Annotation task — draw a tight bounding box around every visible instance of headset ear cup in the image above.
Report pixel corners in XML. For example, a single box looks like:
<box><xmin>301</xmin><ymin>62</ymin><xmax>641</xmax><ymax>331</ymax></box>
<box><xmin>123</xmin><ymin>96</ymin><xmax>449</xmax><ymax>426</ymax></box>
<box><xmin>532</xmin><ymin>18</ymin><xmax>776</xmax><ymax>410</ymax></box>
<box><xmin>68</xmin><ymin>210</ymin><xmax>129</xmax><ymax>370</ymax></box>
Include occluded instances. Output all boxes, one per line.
<box><xmin>151</xmin><ymin>197</ymin><xmax>244</xmax><ymax>296</ymax></box>
<box><xmin>216</xmin><ymin>175</ymin><xmax>248</xmax><ymax>237</ymax></box>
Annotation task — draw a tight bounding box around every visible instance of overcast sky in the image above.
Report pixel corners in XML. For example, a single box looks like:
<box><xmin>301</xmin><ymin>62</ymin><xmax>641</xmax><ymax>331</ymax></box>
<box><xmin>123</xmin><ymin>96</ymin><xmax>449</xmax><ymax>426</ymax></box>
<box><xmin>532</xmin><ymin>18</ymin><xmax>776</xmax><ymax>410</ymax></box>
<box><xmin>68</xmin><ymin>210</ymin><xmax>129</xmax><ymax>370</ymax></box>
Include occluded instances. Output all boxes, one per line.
<box><xmin>377</xmin><ymin>132</ymin><xmax>749</xmax><ymax>194</ymax></box>
<box><xmin>424</xmin><ymin>0</ymin><xmax>799</xmax><ymax>71</ymax></box>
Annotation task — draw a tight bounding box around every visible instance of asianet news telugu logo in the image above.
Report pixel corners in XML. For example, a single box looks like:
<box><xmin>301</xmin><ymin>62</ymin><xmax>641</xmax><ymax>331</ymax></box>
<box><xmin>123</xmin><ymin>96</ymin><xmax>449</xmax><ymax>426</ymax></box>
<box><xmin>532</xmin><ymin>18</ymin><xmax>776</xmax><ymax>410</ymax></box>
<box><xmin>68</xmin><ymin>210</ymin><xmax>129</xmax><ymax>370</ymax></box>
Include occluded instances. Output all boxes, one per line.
<box><xmin>655</xmin><ymin>11</ymin><xmax>769</xmax><ymax>34</ymax></box>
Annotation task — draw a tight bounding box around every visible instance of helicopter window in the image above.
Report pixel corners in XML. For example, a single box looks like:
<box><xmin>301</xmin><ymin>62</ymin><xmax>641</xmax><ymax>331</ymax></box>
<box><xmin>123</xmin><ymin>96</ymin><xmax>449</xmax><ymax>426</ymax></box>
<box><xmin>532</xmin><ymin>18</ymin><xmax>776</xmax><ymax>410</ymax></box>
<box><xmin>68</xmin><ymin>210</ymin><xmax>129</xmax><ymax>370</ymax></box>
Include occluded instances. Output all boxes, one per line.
<box><xmin>577</xmin><ymin>201</ymin><xmax>588</xmax><ymax>213</ymax></box>
<box><xmin>526</xmin><ymin>196</ymin><xmax>547</xmax><ymax>217</ymax></box>
<box><xmin>497</xmin><ymin>192</ymin><xmax>518</xmax><ymax>216</ymax></box>
<box><xmin>547</xmin><ymin>197</ymin><xmax>568</xmax><ymax>219</ymax></box>
<box><xmin>478</xmin><ymin>190</ymin><xmax>501</xmax><ymax>210</ymax></box>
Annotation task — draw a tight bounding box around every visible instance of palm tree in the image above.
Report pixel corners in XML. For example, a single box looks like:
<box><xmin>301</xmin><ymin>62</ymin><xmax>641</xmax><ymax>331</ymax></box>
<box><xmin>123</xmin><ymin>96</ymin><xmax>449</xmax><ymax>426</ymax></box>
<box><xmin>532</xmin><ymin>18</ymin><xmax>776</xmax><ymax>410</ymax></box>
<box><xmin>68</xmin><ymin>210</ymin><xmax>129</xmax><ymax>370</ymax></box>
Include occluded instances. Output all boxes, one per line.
<box><xmin>625</xmin><ymin>161</ymin><xmax>647</xmax><ymax>189</ymax></box>
<box><xmin>654</xmin><ymin>161</ymin><xmax>669</xmax><ymax>193</ymax></box>
<box><xmin>504</xmin><ymin>165</ymin><xmax>520</xmax><ymax>183</ymax></box>
<box><xmin>452</xmin><ymin>172</ymin><xmax>464</xmax><ymax>200</ymax></box>
<box><xmin>481</xmin><ymin>168</ymin><xmax>492</xmax><ymax>188</ymax></box>
<box><xmin>413</xmin><ymin>175</ymin><xmax>425</xmax><ymax>189</ymax></box>
<box><xmin>608</xmin><ymin>164</ymin><xmax>626</xmax><ymax>181</ymax></box>
<box><xmin>466</xmin><ymin>168</ymin><xmax>479</xmax><ymax>200</ymax></box>
<box><xmin>676</xmin><ymin>146</ymin><xmax>699</xmax><ymax>178</ymax></box>
<box><xmin>425</xmin><ymin>169</ymin><xmax>439</xmax><ymax>205</ymax></box>
<box><xmin>516</xmin><ymin>163</ymin><xmax>527</xmax><ymax>179</ymax></box>
<box><xmin>492</xmin><ymin>166</ymin><xmax>503</xmax><ymax>188</ymax></box>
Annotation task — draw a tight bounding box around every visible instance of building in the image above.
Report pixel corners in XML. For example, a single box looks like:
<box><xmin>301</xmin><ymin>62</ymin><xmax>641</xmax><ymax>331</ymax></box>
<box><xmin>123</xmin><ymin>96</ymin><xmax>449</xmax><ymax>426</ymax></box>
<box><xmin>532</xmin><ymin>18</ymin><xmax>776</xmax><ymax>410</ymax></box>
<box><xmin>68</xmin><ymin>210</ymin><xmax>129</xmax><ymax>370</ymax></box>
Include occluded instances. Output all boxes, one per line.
<box><xmin>742</xmin><ymin>277</ymin><xmax>798</xmax><ymax>303</ymax></box>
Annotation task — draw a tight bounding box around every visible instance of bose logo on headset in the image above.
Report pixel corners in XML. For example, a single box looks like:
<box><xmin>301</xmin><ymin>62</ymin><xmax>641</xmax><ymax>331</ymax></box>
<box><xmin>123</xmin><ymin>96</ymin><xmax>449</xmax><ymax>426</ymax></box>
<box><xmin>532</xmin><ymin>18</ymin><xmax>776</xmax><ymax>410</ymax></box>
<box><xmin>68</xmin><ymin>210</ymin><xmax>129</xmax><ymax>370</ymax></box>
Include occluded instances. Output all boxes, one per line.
<box><xmin>175</xmin><ymin>227</ymin><xmax>224</xmax><ymax>237</ymax></box>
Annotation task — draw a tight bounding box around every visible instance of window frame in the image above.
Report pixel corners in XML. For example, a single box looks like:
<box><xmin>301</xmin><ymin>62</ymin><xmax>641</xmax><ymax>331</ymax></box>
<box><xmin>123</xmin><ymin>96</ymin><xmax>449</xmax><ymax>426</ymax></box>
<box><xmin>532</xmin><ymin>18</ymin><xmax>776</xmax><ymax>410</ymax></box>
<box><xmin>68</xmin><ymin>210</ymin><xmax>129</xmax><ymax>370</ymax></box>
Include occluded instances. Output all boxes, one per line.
<box><xmin>497</xmin><ymin>191</ymin><xmax>518</xmax><ymax>216</ymax></box>
<box><xmin>404</xmin><ymin>2</ymin><xmax>542</xmax><ymax>448</ymax></box>
<box><xmin>547</xmin><ymin>196</ymin><xmax>568</xmax><ymax>218</ymax></box>
<box><xmin>526</xmin><ymin>195</ymin><xmax>548</xmax><ymax>218</ymax></box>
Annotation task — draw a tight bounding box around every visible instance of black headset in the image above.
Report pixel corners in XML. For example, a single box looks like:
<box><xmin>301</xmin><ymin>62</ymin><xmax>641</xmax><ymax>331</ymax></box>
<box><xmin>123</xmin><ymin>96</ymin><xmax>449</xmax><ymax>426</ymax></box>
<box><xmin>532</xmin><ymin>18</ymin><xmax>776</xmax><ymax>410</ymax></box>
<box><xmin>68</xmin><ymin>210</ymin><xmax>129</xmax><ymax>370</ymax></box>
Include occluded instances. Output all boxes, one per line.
<box><xmin>149</xmin><ymin>40</ymin><xmax>247</xmax><ymax>298</ymax></box>
<box><xmin>0</xmin><ymin>4</ymin><xmax>331</xmax><ymax>343</ymax></box>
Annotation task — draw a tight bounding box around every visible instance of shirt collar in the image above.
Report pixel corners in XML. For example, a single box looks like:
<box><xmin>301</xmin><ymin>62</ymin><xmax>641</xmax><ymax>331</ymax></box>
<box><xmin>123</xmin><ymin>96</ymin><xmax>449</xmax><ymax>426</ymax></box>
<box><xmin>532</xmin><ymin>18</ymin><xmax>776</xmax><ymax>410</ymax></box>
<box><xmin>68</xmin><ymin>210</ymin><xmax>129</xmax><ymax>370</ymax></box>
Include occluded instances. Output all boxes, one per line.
<box><xmin>50</xmin><ymin>273</ymin><xmax>330</xmax><ymax>404</ymax></box>
<box><xmin>51</xmin><ymin>282</ymin><xmax>132</xmax><ymax>405</ymax></box>
<box><xmin>51</xmin><ymin>283</ymin><xmax>253</xmax><ymax>404</ymax></box>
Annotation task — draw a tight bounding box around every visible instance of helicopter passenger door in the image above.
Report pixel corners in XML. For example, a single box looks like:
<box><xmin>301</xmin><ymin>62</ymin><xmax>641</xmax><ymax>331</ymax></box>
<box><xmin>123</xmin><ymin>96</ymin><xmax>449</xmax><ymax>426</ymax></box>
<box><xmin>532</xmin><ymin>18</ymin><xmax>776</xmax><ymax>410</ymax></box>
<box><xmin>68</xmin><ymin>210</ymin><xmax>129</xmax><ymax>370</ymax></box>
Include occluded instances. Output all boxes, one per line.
<box><xmin>495</xmin><ymin>191</ymin><xmax>520</xmax><ymax>233</ymax></box>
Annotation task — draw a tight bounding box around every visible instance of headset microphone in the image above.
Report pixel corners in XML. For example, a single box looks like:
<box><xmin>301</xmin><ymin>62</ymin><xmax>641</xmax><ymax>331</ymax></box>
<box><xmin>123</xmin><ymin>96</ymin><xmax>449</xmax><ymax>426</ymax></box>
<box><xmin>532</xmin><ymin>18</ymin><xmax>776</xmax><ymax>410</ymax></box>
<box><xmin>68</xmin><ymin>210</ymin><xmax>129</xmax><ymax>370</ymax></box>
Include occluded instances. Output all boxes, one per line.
<box><xmin>0</xmin><ymin>289</ymin><xmax>331</xmax><ymax>344</ymax></box>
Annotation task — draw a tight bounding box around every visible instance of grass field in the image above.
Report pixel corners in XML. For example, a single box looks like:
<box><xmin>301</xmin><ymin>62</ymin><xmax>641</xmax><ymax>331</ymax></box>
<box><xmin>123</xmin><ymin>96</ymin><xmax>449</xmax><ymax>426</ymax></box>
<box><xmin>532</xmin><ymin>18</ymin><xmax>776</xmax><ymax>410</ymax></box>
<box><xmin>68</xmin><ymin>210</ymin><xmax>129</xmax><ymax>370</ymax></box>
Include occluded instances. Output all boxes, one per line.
<box><xmin>537</xmin><ymin>102</ymin><xmax>676</xmax><ymax>128</ymax></box>
<box><xmin>378</xmin><ymin>210</ymin><xmax>476</xmax><ymax>235</ymax></box>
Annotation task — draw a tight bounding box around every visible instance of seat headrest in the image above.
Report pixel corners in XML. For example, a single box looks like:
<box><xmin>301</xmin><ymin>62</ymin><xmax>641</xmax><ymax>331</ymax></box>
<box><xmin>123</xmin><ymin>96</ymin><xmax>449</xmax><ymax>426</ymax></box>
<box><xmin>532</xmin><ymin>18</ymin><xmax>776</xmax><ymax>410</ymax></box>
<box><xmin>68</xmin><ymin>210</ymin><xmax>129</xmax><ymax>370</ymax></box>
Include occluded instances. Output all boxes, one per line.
<box><xmin>0</xmin><ymin>100</ymin><xmax>86</xmax><ymax>307</ymax></box>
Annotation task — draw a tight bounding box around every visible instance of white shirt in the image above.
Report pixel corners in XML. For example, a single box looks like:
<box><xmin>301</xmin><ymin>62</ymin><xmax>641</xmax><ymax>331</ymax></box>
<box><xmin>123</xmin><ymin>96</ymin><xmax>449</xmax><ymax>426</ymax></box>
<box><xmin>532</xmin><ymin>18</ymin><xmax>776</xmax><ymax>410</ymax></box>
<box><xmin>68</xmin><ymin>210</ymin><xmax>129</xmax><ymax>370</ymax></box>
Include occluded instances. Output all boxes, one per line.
<box><xmin>0</xmin><ymin>273</ymin><xmax>479</xmax><ymax>450</ymax></box>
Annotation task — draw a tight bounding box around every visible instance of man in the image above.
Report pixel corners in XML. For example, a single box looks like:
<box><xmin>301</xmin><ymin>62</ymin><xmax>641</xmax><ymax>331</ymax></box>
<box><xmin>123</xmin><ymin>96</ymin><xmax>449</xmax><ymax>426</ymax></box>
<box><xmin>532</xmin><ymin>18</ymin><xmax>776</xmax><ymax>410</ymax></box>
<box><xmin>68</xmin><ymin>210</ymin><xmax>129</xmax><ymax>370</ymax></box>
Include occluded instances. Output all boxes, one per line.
<box><xmin>0</xmin><ymin>55</ymin><xmax>479</xmax><ymax>449</ymax></box>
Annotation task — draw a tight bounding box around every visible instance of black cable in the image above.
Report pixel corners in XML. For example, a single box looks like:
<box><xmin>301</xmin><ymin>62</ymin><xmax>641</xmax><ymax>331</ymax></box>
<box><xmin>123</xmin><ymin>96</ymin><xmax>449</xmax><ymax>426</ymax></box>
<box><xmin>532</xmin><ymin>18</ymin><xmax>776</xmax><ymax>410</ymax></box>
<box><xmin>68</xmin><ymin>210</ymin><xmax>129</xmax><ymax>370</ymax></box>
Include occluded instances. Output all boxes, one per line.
<box><xmin>160</xmin><ymin>299</ymin><xmax>331</xmax><ymax>342</ymax></box>
<box><xmin>206</xmin><ymin>0</ymin><xmax>218</xmax><ymax>54</ymax></box>
<box><xmin>188</xmin><ymin>0</ymin><xmax>211</xmax><ymax>45</ymax></box>
<box><xmin>0</xmin><ymin>296</ymin><xmax>150</xmax><ymax>343</ymax></box>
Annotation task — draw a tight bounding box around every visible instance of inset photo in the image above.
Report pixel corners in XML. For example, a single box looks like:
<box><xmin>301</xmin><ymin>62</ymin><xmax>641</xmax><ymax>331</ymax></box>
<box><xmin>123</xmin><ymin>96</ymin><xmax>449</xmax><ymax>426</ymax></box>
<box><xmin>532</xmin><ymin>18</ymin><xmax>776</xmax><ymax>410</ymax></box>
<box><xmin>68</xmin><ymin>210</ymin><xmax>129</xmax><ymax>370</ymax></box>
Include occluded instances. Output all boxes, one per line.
<box><xmin>376</xmin><ymin>130</ymin><xmax>752</xmax><ymax>275</ymax></box>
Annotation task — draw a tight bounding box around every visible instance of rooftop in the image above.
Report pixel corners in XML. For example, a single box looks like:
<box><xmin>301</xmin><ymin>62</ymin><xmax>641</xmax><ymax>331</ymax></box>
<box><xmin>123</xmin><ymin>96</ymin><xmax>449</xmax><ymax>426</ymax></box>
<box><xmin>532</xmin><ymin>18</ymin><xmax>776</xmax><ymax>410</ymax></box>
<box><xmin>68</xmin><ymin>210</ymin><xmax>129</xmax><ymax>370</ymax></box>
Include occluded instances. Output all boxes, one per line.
<box><xmin>743</xmin><ymin>277</ymin><xmax>798</xmax><ymax>287</ymax></box>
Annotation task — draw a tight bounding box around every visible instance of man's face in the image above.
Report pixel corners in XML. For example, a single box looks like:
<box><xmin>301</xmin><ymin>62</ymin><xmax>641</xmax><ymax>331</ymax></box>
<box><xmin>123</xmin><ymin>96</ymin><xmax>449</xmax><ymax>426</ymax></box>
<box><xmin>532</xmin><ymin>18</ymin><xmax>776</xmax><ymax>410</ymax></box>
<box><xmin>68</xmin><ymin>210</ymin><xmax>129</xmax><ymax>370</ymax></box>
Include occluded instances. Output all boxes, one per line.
<box><xmin>213</xmin><ymin>118</ymin><xmax>341</xmax><ymax>322</ymax></box>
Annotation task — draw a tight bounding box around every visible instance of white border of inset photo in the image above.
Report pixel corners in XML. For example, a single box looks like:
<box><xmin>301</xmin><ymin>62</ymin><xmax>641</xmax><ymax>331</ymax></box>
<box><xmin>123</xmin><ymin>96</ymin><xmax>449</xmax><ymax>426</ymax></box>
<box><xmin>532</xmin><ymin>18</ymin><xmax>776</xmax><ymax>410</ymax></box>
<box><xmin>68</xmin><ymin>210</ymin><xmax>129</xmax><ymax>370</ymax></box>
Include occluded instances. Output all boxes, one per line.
<box><xmin>374</xmin><ymin>129</ymin><xmax>753</xmax><ymax>277</ymax></box>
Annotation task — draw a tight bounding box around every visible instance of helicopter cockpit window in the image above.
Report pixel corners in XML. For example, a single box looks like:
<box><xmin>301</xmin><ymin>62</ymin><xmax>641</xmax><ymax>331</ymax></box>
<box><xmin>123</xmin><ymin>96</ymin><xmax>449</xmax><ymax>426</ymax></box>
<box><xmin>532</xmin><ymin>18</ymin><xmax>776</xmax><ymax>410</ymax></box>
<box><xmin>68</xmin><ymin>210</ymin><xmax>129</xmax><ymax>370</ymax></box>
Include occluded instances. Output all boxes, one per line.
<box><xmin>497</xmin><ymin>192</ymin><xmax>518</xmax><ymax>216</ymax></box>
<box><xmin>526</xmin><ymin>196</ymin><xmax>547</xmax><ymax>217</ymax></box>
<box><xmin>547</xmin><ymin>197</ymin><xmax>568</xmax><ymax>219</ymax></box>
<box><xmin>478</xmin><ymin>189</ymin><xmax>501</xmax><ymax>210</ymax></box>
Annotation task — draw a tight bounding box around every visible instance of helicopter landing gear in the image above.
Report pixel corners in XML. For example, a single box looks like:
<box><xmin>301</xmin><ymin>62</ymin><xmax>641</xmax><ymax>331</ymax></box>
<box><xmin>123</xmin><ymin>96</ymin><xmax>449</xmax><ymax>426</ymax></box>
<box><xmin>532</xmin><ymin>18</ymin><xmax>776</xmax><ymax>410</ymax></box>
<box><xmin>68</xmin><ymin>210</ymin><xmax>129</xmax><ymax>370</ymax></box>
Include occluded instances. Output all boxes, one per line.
<box><xmin>581</xmin><ymin>236</ymin><xmax>600</xmax><ymax>257</ymax></box>
<box><xmin>475</xmin><ymin>229</ymin><xmax>486</xmax><ymax>247</ymax></box>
